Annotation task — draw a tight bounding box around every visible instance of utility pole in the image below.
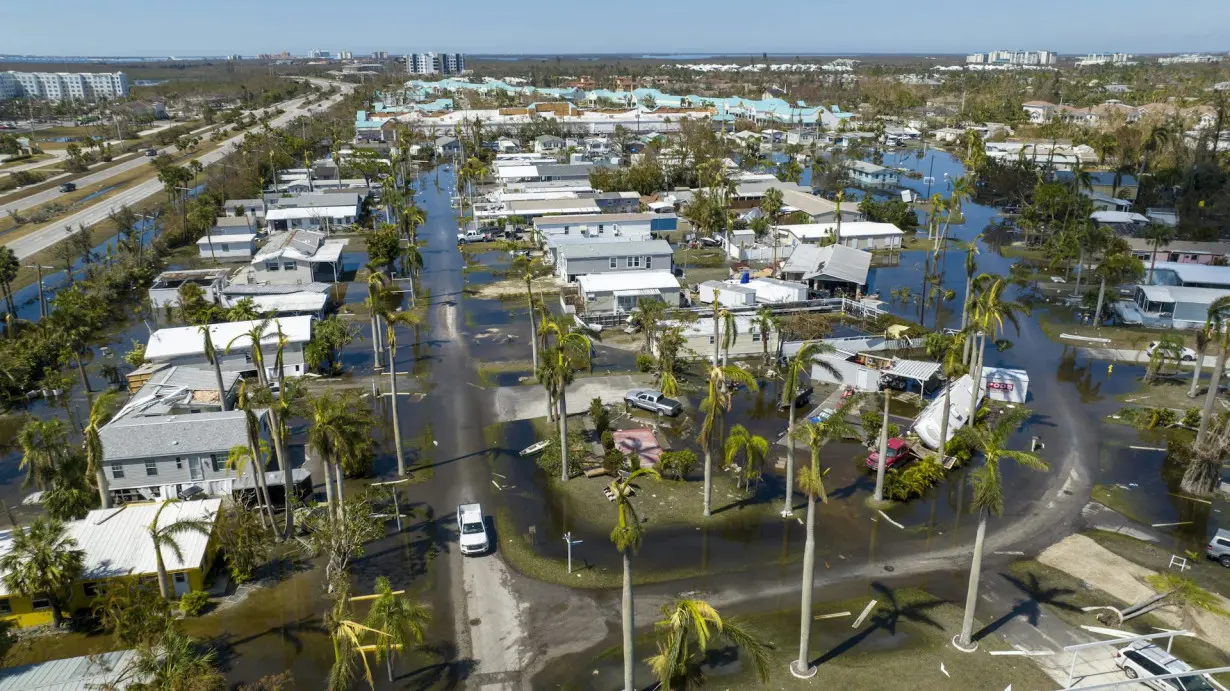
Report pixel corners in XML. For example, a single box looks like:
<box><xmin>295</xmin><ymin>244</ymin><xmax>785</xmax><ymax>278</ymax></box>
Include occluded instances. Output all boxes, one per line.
<box><xmin>25</xmin><ymin>264</ymin><xmax>55</xmax><ymax>319</ymax></box>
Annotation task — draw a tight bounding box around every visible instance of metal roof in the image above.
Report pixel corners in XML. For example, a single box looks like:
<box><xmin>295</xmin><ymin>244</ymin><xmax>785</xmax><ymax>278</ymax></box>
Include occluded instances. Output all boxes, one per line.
<box><xmin>0</xmin><ymin>650</ymin><xmax>139</xmax><ymax>691</ymax></box>
<box><xmin>99</xmin><ymin>409</ymin><xmax>258</xmax><ymax>462</ymax></box>
<box><xmin>887</xmin><ymin>359</ymin><xmax>942</xmax><ymax>382</ymax></box>
<box><xmin>213</xmin><ymin>216</ymin><xmax>254</xmax><ymax>228</ymax></box>
<box><xmin>144</xmin><ymin>315</ymin><xmax>314</xmax><ymax>361</ymax></box>
<box><xmin>253</xmin><ymin>230</ymin><xmax>347</xmax><ymax>263</ymax></box>
<box><xmin>132</xmin><ymin>365</ymin><xmax>240</xmax><ymax>407</ymax></box>
<box><xmin>508</xmin><ymin>199</ymin><xmax>602</xmax><ymax>214</ymax></box>
<box><xmin>559</xmin><ymin>240</ymin><xmax>672</xmax><ymax>259</ymax></box>
<box><xmin>781</xmin><ymin>244</ymin><xmax>870</xmax><ymax>286</ymax></box>
<box><xmin>270</xmin><ymin>192</ymin><xmax>361</xmax><ymax>209</ymax></box>
<box><xmin>223</xmin><ymin>281</ymin><xmax>332</xmax><ymax>296</ymax></box>
<box><xmin>535</xmin><ymin>212</ymin><xmax>657</xmax><ymax>226</ymax></box>
<box><xmin>0</xmin><ymin>500</ymin><xmax>221</xmax><ymax>596</ymax></box>
<box><xmin>577</xmin><ymin>270</ymin><xmax>680</xmax><ymax>294</ymax></box>
<box><xmin>1148</xmin><ymin>261</ymin><xmax>1230</xmax><ymax>288</ymax></box>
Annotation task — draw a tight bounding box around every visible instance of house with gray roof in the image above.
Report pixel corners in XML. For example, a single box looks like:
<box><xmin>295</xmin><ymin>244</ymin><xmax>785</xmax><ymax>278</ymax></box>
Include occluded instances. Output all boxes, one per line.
<box><xmin>97</xmin><ymin>406</ymin><xmax>272</xmax><ymax>504</ymax></box>
<box><xmin>779</xmin><ymin>243</ymin><xmax>871</xmax><ymax>296</ymax></box>
<box><xmin>556</xmin><ymin>239</ymin><xmax>673</xmax><ymax>282</ymax></box>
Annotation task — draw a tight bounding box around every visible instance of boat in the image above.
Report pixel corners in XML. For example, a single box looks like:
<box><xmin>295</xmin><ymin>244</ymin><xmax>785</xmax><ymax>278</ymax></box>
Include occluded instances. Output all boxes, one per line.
<box><xmin>519</xmin><ymin>439</ymin><xmax>552</xmax><ymax>456</ymax></box>
<box><xmin>913</xmin><ymin>374</ymin><xmax>985</xmax><ymax>450</ymax></box>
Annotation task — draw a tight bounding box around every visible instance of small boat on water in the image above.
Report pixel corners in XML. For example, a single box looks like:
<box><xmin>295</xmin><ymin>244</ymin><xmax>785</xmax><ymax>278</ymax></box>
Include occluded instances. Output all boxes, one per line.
<box><xmin>519</xmin><ymin>439</ymin><xmax>552</xmax><ymax>456</ymax></box>
<box><xmin>913</xmin><ymin>374</ymin><xmax>985</xmax><ymax>450</ymax></box>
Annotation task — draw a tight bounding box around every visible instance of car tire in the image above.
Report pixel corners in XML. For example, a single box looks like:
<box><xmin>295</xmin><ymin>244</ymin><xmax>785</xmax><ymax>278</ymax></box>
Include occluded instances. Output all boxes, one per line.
<box><xmin>1124</xmin><ymin>666</ymin><xmax>1137</xmax><ymax>680</ymax></box>
<box><xmin>1184</xmin><ymin>355</ymin><xmax>1195</xmax><ymax>361</ymax></box>
<box><xmin>1221</xmin><ymin>555</ymin><xmax>1230</xmax><ymax>568</ymax></box>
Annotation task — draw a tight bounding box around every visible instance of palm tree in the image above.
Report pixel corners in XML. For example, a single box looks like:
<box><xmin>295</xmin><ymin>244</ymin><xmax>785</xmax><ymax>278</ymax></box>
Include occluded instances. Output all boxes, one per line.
<box><xmin>1140</xmin><ymin>222</ymin><xmax>1176</xmax><ymax>285</ymax></box>
<box><xmin>83</xmin><ymin>391</ymin><xmax>118</xmax><ymax>509</ymax></box>
<box><xmin>926</xmin><ymin>331</ymin><xmax>968</xmax><ymax>462</ymax></box>
<box><xmin>646</xmin><ymin>598</ymin><xmax>771</xmax><ymax>690</ymax></box>
<box><xmin>1091</xmin><ymin>242</ymin><xmax>1144</xmax><ymax>327</ymax></box>
<box><xmin>958</xmin><ymin>242</ymin><xmax>980</xmax><ymax>366</ymax></box>
<box><xmin>779</xmin><ymin>342</ymin><xmax>834</xmax><ymax>516</ymax></box>
<box><xmin>226</xmin><ymin>297</ymin><xmax>260</xmax><ymax>322</ymax></box>
<box><xmin>226</xmin><ymin>316</ymin><xmax>273</xmax><ymax>386</ymax></box>
<box><xmin>761</xmin><ymin>187</ymin><xmax>784</xmax><ymax>272</ymax></box>
<box><xmin>1071</xmin><ymin>221</ymin><xmax>1111</xmax><ymax>298</ymax></box>
<box><xmin>969</xmin><ymin>277</ymin><xmax>1028</xmax><ymax>400</ymax></box>
<box><xmin>510</xmin><ymin>253</ymin><xmax>550</xmax><ymax>371</ymax></box>
<box><xmin>147</xmin><ymin>499</ymin><xmax>212</xmax><ymax>600</ymax></box>
<box><xmin>379</xmin><ymin>309</ymin><xmax>420</xmax><ymax>476</ymax></box>
<box><xmin>631</xmin><ymin>297</ymin><xmax>667</xmax><ymax>354</ymax></box>
<box><xmin>307</xmin><ymin>391</ymin><xmax>360</xmax><ymax>520</ymax></box>
<box><xmin>402</xmin><ymin>202</ymin><xmax>426</xmax><ymax>244</ymax></box>
<box><xmin>790</xmin><ymin>401</ymin><xmax>853</xmax><ymax>676</ymax></box>
<box><xmin>364</xmin><ymin>576</ymin><xmax>432</xmax><ymax>682</ymax></box>
<box><xmin>1189</xmin><ymin>320</ymin><xmax>1216</xmax><ymax>398</ymax></box>
<box><xmin>200</xmin><ymin>325</ymin><xmax>231</xmax><ymax>412</ymax></box>
<box><xmin>537</xmin><ymin>317</ymin><xmax>595</xmax><ymax>482</ymax></box>
<box><xmin>0</xmin><ymin>517</ymin><xmax>84</xmax><ymax>627</ymax></box>
<box><xmin>953</xmin><ymin>407</ymin><xmax>1048</xmax><ymax>650</ymax></box>
<box><xmin>126</xmin><ymin>629</ymin><xmax>225</xmax><ymax>689</ymax></box>
<box><xmin>711</xmin><ymin>297</ymin><xmax>738</xmax><ymax>365</ymax></box>
<box><xmin>228</xmin><ymin>385</ymin><xmax>277</xmax><ymax>532</ymax></box>
<box><xmin>609</xmin><ymin>467</ymin><xmax>661</xmax><ymax>691</ymax></box>
<box><xmin>1196</xmin><ymin>296</ymin><xmax>1230</xmax><ymax>444</ymax></box>
<box><xmin>365</xmin><ymin>272</ymin><xmax>389</xmax><ymax>370</ymax></box>
<box><xmin>752</xmin><ymin>305</ymin><xmax>778</xmax><ymax>366</ymax></box>
<box><xmin>724</xmin><ymin>424</ymin><xmax>768</xmax><ymax>490</ymax></box>
<box><xmin>18</xmin><ymin>417</ymin><xmax>70</xmax><ymax>490</ymax></box>
<box><xmin>698</xmin><ymin>364</ymin><xmax>758</xmax><ymax>516</ymax></box>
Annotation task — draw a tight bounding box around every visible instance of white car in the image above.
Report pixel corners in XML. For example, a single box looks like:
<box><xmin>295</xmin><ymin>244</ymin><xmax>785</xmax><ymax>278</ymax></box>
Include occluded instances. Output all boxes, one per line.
<box><xmin>1115</xmin><ymin>641</ymin><xmax>1215</xmax><ymax>690</ymax></box>
<box><xmin>1146</xmin><ymin>341</ymin><xmax>1197</xmax><ymax>361</ymax></box>
<box><xmin>457</xmin><ymin>503</ymin><xmax>489</xmax><ymax>555</ymax></box>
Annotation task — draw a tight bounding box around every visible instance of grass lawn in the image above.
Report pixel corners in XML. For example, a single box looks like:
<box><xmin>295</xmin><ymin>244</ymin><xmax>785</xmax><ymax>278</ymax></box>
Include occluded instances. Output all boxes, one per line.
<box><xmin>1037</xmin><ymin>315</ymin><xmax>1196</xmax><ymax>351</ymax></box>
<box><xmin>674</xmin><ymin>246</ymin><xmax>727</xmax><ymax>269</ymax></box>
<box><xmin>1118</xmin><ymin>376</ymin><xmax>1206</xmax><ymax>413</ymax></box>
<box><xmin>1091</xmin><ymin>484</ymin><xmax>1162</xmax><ymax>527</ymax></box>
<box><xmin>1083</xmin><ymin>529</ymin><xmax>1228</xmax><ymax>596</ymax></box>
<box><xmin>996</xmin><ymin>243</ymin><xmax>1049</xmax><ymax>262</ymax></box>
<box><xmin>1007</xmin><ymin>558</ymin><xmax>1230</xmax><ymax>684</ymax></box>
<box><xmin>578</xmin><ymin>588</ymin><xmax>1054</xmax><ymax>690</ymax></box>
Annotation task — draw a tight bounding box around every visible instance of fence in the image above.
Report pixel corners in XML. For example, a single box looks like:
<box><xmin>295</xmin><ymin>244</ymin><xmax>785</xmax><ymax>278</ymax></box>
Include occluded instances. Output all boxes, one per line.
<box><xmin>564</xmin><ymin>296</ymin><xmax>889</xmax><ymax>329</ymax></box>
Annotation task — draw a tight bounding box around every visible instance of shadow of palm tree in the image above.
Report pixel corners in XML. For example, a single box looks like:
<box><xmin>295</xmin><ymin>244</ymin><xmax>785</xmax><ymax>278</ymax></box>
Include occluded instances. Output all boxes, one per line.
<box><xmin>398</xmin><ymin>640</ymin><xmax>477</xmax><ymax>690</ymax></box>
<box><xmin>971</xmin><ymin>571</ymin><xmax>1082</xmax><ymax>642</ymax></box>
<box><xmin>812</xmin><ymin>582</ymin><xmax>947</xmax><ymax>668</ymax></box>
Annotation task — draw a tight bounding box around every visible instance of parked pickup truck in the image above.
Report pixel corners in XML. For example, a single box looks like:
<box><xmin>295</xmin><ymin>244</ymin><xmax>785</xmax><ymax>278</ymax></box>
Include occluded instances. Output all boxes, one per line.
<box><xmin>866</xmin><ymin>438</ymin><xmax>913</xmax><ymax>470</ymax></box>
<box><xmin>456</xmin><ymin>230</ymin><xmax>490</xmax><ymax>244</ymax></box>
<box><xmin>625</xmin><ymin>390</ymin><xmax>682</xmax><ymax>416</ymax></box>
<box><xmin>457</xmin><ymin>503</ymin><xmax>489</xmax><ymax>555</ymax></box>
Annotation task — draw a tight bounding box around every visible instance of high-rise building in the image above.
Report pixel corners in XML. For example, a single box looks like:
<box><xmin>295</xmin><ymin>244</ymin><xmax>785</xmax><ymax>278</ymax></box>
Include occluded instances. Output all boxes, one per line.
<box><xmin>0</xmin><ymin>71</ymin><xmax>128</xmax><ymax>102</ymax></box>
<box><xmin>372</xmin><ymin>51</ymin><xmax>389</xmax><ymax>60</ymax></box>
<box><xmin>338</xmin><ymin>51</ymin><xmax>353</xmax><ymax>60</ymax></box>
<box><xmin>406</xmin><ymin>52</ymin><xmax>465</xmax><ymax>75</ymax></box>
<box><xmin>965</xmin><ymin>50</ymin><xmax>1056</xmax><ymax>67</ymax></box>
<box><xmin>1158</xmin><ymin>53</ymin><xmax>1223</xmax><ymax>65</ymax></box>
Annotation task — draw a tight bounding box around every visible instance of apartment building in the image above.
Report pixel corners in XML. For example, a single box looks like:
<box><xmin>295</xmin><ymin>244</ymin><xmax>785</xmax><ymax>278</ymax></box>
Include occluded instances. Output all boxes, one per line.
<box><xmin>406</xmin><ymin>52</ymin><xmax>465</xmax><ymax>75</ymax></box>
<box><xmin>0</xmin><ymin>71</ymin><xmax>129</xmax><ymax>101</ymax></box>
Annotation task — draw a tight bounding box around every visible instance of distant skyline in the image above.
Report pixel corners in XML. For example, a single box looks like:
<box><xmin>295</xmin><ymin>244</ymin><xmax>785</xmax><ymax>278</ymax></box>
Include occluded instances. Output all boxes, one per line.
<box><xmin>5</xmin><ymin>0</ymin><xmax>1229</xmax><ymax>57</ymax></box>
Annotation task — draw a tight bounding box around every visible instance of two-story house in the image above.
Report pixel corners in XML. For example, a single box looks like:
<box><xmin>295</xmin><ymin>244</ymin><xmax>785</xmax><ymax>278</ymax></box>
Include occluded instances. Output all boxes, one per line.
<box><xmin>97</xmin><ymin>406</ymin><xmax>272</xmax><ymax>504</ymax></box>
<box><xmin>534</xmin><ymin>134</ymin><xmax>566</xmax><ymax>154</ymax></box>
<box><xmin>556</xmin><ymin>239</ymin><xmax>674</xmax><ymax>282</ymax></box>
<box><xmin>264</xmin><ymin>193</ymin><xmax>362</xmax><ymax>233</ymax></box>
<box><xmin>249</xmin><ymin>229</ymin><xmax>347</xmax><ymax>285</ymax></box>
<box><xmin>142</xmin><ymin>315</ymin><xmax>314</xmax><ymax>380</ymax></box>
<box><xmin>197</xmin><ymin>216</ymin><xmax>258</xmax><ymax>262</ymax></box>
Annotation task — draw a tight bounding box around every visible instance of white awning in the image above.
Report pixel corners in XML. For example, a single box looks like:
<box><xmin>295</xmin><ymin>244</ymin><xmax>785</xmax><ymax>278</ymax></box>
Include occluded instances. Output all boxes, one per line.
<box><xmin>887</xmin><ymin>359</ymin><xmax>942</xmax><ymax>382</ymax></box>
<box><xmin>614</xmin><ymin>288</ymin><xmax>662</xmax><ymax>297</ymax></box>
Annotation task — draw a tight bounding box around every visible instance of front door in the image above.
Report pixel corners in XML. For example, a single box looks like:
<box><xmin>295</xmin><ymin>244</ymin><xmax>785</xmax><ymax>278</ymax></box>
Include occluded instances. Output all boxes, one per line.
<box><xmin>172</xmin><ymin>572</ymin><xmax>190</xmax><ymax>597</ymax></box>
<box><xmin>188</xmin><ymin>457</ymin><xmax>203</xmax><ymax>480</ymax></box>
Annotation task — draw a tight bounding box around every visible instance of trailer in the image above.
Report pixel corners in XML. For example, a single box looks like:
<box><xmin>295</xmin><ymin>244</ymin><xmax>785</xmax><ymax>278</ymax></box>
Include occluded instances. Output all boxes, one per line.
<box><xmin>698</xmin><ymin>281</ymin><xmax>756</xmax><ymax>307</ymax></box>
<box><xmin>745</xmin><ymin>277</ymin><xmax>810</xmax><ymax>304</ymax></box>
<box><xmin>981</xmin><ymin>367</ymin><xmax>1029</xmax><ymax>404</ymax></box>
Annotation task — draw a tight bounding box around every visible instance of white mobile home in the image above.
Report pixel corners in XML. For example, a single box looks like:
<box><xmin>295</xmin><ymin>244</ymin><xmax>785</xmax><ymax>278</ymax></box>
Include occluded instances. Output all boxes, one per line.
<box><xmin>143</xmin><ymin>315</ymin><xmax>314</xmax><ymax>380</ymax></box>
<box><xmin>147</xmin><ymin>269</ymin><xmax>230</xmax><ymax>310</ymax></box>
<box><xmin>556</xmin><ymin>239</ymin><xmax>673</xmax><ymax>282</ymax></box>
<box><xmin>577</xmin><ymin>270</ymin><xmax>681</xmax><ymax>314</ymax></box>
<box><xmin>534</xmin><ymin>212</ymin><xmax>658</xmax><ymax>241</ymax></box>
<box><xmin>698</xmin><ymin>281</ymin><xmax>756</xmax><ymax>307</ymax></box>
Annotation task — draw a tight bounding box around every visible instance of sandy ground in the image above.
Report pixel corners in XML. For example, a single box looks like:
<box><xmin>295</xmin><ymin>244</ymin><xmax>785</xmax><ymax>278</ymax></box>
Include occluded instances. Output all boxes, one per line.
<box><xmin>1039</xmin><ymin>534</ymin><xmax>1230</xmax><ymax>652</ymax></box>
<box><xmin>489</xmin><ymin>373</ymin><xmax>652</xmax><ymax>422</ymax></box>
<box><xmin>471</xmin><ymin>276</ymin><xmax>558</xmax><ymax>300</ymax></box>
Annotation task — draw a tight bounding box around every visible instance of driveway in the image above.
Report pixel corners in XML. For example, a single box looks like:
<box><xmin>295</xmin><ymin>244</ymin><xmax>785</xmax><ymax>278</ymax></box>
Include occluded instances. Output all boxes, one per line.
<box><xmin>489</xmin><ymin>373</ymin><xmax>653</xmax><ymax>422</ymax></box>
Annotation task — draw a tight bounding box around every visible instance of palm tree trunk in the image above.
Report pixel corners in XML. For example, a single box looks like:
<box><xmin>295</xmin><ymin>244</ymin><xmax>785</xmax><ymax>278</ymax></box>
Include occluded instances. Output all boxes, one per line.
<box><xmin>1148</xmin><ymin>246</ymin><xmax>1159</xmax><ymax>285</ymax></box>
<box><xmin>702</xmin><ymin>444</ymin><xmax>713</xmax><ymax>517</ymax></box>
<box><xmin>712</xmin><ymin>317</ymin><xmax>720</xmax><ymax>364</ymax></box>
<box><xmin>957</xmin><ymin>509</ymin><xmax>988</xmax><ymax>648</ymax></box>
<box><xmin>389</xmin><ymin>347</ymin><xmax>405</xmax><ymax>475</ymax></box>
<box><xmin>794</xmin><ymin>490</ymin><xmax>817</xmax><ymax>673</ymax></box>
<box><xmin>212</xmin><ymin>355</ymin><xmax>230</xmax><ymax>411</ymax></box>
<box><xmin>1189</xmin><ymin>348</ymin><xmax>1206</xmax><ymax>398</ymax></box>
<box><xmin>961</xmin><ymin>280</ymin><xmax>973</xmax><ymax>366</ymax></box>
<box><xmin>155</xmin><ymin>548</ymin><xmax>170</xmax><ymax>599</ymax></box>
<box><xmin>1197</xmin><ymin>345</ymin><xmax>1228</xmax><ymax>444</ymax></box>
<box><xmin>873</xmin><ymin>390</ymin><xmax>890</xmax><ymax>501</ymax></box>
<box><xmin>371</xmin><ymin>314</ymin><xmax>382</xmax><ymax>370</ymax></box>
<box><xmin>528</xmin><ymin>284</ymin><xmax>539</xmax><ymax>373</ymax></box>
<box><xmin>621</xmin><ymin>549</ymin><xmax>635</xmax><ymax>691</ymax></box>
<box><xmin>1073</xmin><ymin>247</ymin><xmax>1084</xmax><ymax>296</ymax></box>
<box><xmin>334</xmin><ymin>461</ymin><xmax>346</xmax><ymax>520</ymax></box>
<box><xmin>558</xmin><ymin>386</ymin><xmax>569</xmax><ymax>482</ymax></box>
<box><xmin>1093</xmin><ymin>277</ymin><xmax>1108</xmax><ymax>328</ymax></box>
<box><xmin>74</xmin><ymin>352</ymin><xmax>91</xmax><ymax>393</ymax></box>
<box><xmin>95</xmin><ymin>466</ymin><xmax>111</xmax><ymax>509</ymax></box>
<box><xmin>939</xmin><ymin>380</ymin><xmax>952</xmax><ymax>459</ymax></box>
<box><xmin>269</xmin><ymin>414</ymin><xmax>293</xmax><ymax>539</ymax></box>
<box><xmin>783</xmin><ymin>402</ymin><xmax>796</xmax><ymax>515</ymax></box>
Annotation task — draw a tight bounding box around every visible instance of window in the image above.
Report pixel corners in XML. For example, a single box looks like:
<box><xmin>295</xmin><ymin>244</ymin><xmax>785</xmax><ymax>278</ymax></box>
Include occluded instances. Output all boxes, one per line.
<box><xmin>752</xmin><ymin>332</ymin><xmax>762</xmax><ymax>342</ymax></box>
<box><xmin>264</xmin><ymin>261</ymin><xmax>280</xmax><ymax>272</ymax></box>
<box><xmin>175</xmin><ymin>457</ymin><xmax>184</xmax><ymax>470</ymax></box>
<box><xmin>598</xmin><ymin>224</ymin><xmax>605</xmax><ymax>233</ymax></box>
<box><xmin>609</xmin><ymin>257</ymin><xmax>617</xmax><ymax>269</ymax></box>
<box><xmin>31</xmin><ymin>597</ymin><xmax>50</xmax><ymax>610</ymax></box>
<box><xmin>645</xmin><ymin>256</ymin><xmax>653</xmax><ymax>269</ymax></box>
<box><xmin>708</xmin><ymin>336</ymin><xmax>715</xmax><ymax>344</ymax></box>
<box><xmin>220</xmin><ymin>244</ymin><xmax>230</xmax><ymax>252</ymax></box>
<box><xmin>82</xmin><ymin>582</ymin><xmax>101</xmax><ymax>597</ymax></box>
<box><xmin>145</xmin><ymin>461</ymin><xmax>158</xmax><ymax>476</ymax></box>
<box><xmin>627</xmin><ymin>256</ymin><xmax>641</xmax><ymax>268</ymax></box>
<box><xmin>0</xmin><ymin>599</ymin><xmax>9</xmax><ymax>615</ymax></box>
<box><xmin>210</xmin><ymin>454</ymin><xmax>226</xmax><ymax>472</ymax></box>
<box><xmin>111</xmin><ymin>463</ymin><xmax>124</xmax><ymax>479</ymax></box>
<box><xmin>283</xmin><ymin>261</ymin><xmax>296</xmax><ymax>271</ymax></box>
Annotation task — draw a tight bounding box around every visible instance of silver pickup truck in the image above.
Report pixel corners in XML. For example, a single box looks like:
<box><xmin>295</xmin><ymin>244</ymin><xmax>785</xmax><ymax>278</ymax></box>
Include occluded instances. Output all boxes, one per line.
<box><xmin>625</xmin><ymin>390</ymin><xmax>682</xmax><ymax>416</ymax></box>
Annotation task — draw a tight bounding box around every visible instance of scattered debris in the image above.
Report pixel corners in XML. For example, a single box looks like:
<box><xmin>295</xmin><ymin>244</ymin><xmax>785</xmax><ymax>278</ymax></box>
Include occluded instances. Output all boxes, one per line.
<box><xmin>939</xmin><ymin>662</ymin><xmax>949</xmax><ymax>678</ymax></box>
<box><xmin>852</xmin><ymin>600</ymin><xmax>877</xmax><ymax>628</ymax></box>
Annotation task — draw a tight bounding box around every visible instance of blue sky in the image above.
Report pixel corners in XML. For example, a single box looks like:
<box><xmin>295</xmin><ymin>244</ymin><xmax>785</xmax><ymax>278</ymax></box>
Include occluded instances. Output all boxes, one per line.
<box><xmin>5</xmin><ymin>0</ymin><xmax>1229</xmax><ymax>57</ymax></box>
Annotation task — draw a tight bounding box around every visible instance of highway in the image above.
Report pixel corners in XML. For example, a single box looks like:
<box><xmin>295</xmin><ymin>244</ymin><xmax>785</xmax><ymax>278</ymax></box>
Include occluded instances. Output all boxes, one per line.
<box><xmin>5</xmin><ymin>80</ymin><xmax>351</xmax><ymax>261</ymax></box>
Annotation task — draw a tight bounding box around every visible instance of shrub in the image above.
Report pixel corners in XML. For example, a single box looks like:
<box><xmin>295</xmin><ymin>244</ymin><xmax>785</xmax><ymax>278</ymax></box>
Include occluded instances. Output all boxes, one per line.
<box><xmin>860</xmin><ymin>410</ymin><xmax>882</xmax><ymax>446</ymax></box>
<box><xmin>659</xmin><ymin>449</ymin><xmax>698</xmax><ymax>481</ymax></box>
<box><xmin>178</xmin><ymin>590</ymin><xmax>210</xmax><ymax>617</ymax></box>
<box><xmin>603</xmin><ymin>448</ymin><xmax>624</xmax><ymax>476</ymax></box>
<box><xmin>883</xmin><ymin>458</ymin><xmax>946</xmax><ymax>502</ymax></box>
<box><xmin>590</xmin><ymin>398</ymin><xmax>610</xmax><ymax>436</ymax></box>
<box><xmin>1182</xmin><ymin>408</ymin><xmax>1201</xmax><ymax>429</ymax></box>
<box><xmin>600</xmin><ymin>430</ymin><xmax>615</xmax><ymax>451</ymax></box>
<box><xmin>636</xmin><ymin>353</ymin><xmax>656</xmax><ymax>372</ymax></box>
<box><xmin>537</xmin><ymin>429</ymin><xmax>587</xmax><ymax>479</ymax></box>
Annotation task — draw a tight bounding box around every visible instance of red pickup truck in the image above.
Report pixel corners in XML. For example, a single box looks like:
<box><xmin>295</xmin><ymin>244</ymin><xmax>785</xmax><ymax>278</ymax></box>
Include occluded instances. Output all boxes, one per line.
<box><xmin>866</xmin><ymin>438</ymin><xmax>912</xmax><ymax>469</ymax></box>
